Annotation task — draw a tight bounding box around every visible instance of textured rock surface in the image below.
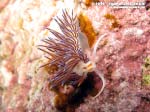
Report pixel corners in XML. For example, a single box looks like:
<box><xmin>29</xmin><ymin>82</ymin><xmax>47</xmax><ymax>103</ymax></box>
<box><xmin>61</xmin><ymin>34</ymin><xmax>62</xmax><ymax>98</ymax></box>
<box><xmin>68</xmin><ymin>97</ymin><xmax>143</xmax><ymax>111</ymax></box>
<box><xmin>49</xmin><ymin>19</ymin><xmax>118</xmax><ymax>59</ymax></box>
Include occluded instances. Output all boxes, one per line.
<box><xmin>0</xmin><ymin>0</ymin><xmax>150</xmax><ymax>112</ymax></box>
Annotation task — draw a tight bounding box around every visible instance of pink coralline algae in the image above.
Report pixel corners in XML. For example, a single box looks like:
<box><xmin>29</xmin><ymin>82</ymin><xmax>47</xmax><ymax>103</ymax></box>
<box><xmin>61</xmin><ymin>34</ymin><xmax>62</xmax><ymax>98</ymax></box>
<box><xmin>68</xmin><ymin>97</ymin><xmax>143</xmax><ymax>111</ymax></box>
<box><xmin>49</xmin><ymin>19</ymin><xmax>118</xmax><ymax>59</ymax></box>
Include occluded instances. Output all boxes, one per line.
<box><xmin>75</xmin><ymin>2</ymin><xmax>150</xmax><ymax>112</ymax></box>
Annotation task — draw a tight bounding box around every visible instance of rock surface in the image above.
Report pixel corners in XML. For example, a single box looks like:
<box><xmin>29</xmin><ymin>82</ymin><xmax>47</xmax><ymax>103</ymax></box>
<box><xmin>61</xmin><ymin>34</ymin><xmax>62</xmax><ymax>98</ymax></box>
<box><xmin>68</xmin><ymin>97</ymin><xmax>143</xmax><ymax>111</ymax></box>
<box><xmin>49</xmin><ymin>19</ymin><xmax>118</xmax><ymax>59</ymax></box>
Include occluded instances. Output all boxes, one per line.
<box><xmin>0</xmin><ymin>0</ymin><xmax>149</xmax><ymax>112</ymax></box>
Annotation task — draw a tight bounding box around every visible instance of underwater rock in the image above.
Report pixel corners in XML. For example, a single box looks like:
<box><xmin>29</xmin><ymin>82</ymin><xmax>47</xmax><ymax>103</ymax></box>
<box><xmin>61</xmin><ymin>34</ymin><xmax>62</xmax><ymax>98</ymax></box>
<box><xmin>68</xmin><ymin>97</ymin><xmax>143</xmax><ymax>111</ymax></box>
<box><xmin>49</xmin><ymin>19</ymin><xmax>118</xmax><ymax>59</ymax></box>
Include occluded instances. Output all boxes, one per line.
<box><xmin>0</xmin><ymin>0</ymin><xmax>150</xmax><ymax>112</ymax></box>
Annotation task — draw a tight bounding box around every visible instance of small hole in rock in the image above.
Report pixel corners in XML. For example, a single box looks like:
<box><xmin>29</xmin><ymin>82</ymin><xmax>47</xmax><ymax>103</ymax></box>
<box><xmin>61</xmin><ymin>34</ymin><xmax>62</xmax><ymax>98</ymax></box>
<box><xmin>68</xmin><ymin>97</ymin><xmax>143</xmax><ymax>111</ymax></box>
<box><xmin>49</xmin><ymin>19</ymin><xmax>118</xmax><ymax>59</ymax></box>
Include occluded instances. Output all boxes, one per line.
<box><xmin>145</xmin><ymin>0</ymin><xmax>150</xmax><ymax>10</ymax></box>
<box><xmin>59</xmin><ymin>71</ymin><xmax>103</xmax><ymax>112</ymax></box>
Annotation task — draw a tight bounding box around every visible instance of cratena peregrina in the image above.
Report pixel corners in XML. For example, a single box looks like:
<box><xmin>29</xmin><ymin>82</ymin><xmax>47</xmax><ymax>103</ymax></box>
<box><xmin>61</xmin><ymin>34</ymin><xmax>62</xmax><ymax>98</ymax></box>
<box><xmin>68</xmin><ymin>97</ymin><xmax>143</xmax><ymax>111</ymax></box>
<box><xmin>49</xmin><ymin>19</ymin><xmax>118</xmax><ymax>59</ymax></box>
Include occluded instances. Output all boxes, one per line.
<box><xmin>38</xmin><ymin>9</ymin><xmax>107</xmax><ymax>98</ymax></box>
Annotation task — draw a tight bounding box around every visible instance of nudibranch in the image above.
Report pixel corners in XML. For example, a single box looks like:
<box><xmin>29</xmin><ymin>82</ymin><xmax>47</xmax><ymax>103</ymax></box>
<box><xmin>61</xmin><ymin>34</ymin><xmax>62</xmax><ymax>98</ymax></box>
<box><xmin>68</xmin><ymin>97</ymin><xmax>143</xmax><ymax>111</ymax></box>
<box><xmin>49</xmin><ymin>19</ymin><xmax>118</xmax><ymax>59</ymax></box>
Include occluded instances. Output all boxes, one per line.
<box><xmin>38</xmin><ymin>9</ymin><xmax>106</xmax><ymax>98</ymax></box>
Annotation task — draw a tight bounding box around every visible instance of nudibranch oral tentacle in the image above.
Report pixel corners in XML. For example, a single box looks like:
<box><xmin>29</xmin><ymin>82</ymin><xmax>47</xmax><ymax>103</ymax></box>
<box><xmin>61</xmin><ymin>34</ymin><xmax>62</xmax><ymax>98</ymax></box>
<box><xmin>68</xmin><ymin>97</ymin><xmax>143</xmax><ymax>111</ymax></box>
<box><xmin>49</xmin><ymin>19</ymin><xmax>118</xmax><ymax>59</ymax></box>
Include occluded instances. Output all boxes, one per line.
<box><xmin>38</xmin><ymin>9</ymin><xmax>105</xmax><ymax>98</ymax></box>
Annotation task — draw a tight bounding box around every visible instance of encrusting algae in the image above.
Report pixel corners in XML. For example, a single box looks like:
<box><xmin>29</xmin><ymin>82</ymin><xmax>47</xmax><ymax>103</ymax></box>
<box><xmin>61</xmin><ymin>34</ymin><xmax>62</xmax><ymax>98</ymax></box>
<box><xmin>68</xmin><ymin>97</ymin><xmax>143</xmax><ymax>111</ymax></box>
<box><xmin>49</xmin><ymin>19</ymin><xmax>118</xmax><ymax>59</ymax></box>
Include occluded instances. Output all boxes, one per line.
<box><xmin>78</xmin><ymin>13</ymin><xmax>97</xmax><ymax>47</ymax></box>
<box><xmin>142</xmin><ymin>56</ymin><xmax>150</xmax><ymax>86</ymax></box>
<box><xmin>104</xmin><ymin>13</ymin><xmax>121</xmax><ymax>30</ymax></box>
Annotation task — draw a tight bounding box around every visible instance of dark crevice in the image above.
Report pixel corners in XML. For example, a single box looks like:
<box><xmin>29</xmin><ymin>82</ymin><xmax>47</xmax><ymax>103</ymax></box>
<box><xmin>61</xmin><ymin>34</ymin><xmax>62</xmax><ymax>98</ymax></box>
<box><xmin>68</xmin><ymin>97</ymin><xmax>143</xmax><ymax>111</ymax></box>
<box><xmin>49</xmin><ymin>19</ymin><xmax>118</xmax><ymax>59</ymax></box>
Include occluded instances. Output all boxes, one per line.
<box><xmin>57</xmin><ymin>72</ymin><xmax>101</xmax><ymax>112</ymax></box>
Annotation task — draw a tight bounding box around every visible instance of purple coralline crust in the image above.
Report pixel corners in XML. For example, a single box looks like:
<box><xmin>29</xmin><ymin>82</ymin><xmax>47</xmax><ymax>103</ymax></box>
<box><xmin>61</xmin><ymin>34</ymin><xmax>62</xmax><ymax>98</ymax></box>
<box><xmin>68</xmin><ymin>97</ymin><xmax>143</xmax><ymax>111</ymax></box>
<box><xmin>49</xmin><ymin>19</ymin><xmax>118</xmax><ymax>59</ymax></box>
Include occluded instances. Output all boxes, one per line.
<box><xmin>75</xmin><ymin>2</ymin><xmax>150</xmax><ymax>112</ymax></box>
<box><xmin>0</xmin><ymin>0</ymin><xmax>150</xmax><ymax>112</ymax></box>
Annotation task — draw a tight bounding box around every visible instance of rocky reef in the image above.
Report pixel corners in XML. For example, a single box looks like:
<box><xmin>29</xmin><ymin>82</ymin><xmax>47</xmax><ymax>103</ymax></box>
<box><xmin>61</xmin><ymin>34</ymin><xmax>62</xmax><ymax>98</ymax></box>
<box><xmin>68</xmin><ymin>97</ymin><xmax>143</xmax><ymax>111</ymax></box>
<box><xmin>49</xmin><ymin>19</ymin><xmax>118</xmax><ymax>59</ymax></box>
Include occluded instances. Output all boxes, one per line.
<box><xmin>0</xmin><ymin>0</ymin><xmax>149</xmax><ymax>112</ymax></box>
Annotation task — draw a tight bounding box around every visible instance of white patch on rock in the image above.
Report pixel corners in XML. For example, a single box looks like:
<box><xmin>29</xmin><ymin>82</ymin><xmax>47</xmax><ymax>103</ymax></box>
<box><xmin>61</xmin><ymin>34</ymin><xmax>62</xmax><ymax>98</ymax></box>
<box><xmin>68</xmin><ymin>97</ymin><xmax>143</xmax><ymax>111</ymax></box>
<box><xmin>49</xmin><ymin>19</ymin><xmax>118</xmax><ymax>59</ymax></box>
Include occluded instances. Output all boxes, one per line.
<box><xmin>123</xmin><ymin>28</ymin><xmax>144</xmax><ymax>38</ymax></box>
<box><xmin>0</xmin><ymin>66</ymin><xmax>13</xmax><ymax>87</ymax></box>
<box><xmin>111</xmin><ymin>69</ymin><xmax>122</xmax><ymax>80</ymax></box>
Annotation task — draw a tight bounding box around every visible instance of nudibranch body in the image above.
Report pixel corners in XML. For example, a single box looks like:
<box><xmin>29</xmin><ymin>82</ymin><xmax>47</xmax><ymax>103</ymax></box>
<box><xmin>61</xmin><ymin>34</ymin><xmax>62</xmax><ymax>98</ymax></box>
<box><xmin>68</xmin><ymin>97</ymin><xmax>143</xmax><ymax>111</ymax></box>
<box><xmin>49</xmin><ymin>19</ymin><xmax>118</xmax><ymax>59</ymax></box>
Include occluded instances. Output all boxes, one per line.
<box><xmin>38</xmin><ymin>9</ymin><xmax>106</xmax><ymax>98</ymax></box>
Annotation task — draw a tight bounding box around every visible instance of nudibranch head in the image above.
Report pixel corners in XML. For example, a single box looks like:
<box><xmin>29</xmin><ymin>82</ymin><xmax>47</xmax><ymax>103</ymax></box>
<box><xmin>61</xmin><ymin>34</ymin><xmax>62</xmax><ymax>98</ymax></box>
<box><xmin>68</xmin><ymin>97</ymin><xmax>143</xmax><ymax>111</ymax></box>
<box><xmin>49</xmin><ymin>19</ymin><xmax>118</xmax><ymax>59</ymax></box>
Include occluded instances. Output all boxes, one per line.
<box><xmin>38</xmin><ymin>9</ymin><xmax>106</xmax><ymax>98</ymax></box>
